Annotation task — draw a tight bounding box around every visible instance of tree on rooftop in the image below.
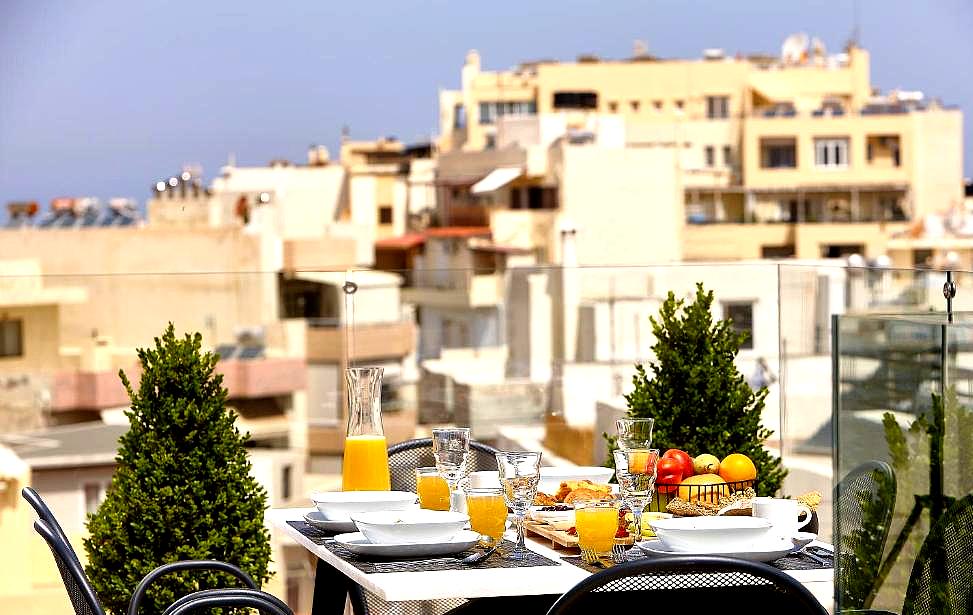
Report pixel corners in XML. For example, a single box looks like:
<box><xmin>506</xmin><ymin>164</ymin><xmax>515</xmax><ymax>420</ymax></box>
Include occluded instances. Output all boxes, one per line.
<box><xmin>624</xmin><ymin>283</ymin><xmax>786</xmax><ymax>496</ymax></box>
<box><xmin>84</xmin><ymin>324</ymin><xmax>271</xmax><ymax>614</ymax></box>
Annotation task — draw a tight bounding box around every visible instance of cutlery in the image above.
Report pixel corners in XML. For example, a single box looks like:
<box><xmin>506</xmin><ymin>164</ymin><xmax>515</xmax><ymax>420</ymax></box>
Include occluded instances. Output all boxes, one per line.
<box><xmin>799</xmin><ymin>548</ymin><xmax>828</xmax><ymax>566</ymax></box>
<box><xmin>460</xmin><ymin>544</ymin><xmax>499</xmax><ymax>565</ymax></box>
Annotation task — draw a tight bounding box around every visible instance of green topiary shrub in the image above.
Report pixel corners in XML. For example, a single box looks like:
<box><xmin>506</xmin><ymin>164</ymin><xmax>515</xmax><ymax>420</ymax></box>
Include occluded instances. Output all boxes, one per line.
<box><xmin>84</xmin><ymin>324</ymin><xmax>271</xmax><ymax>614</ymax></box>
<box><xmin>622</xmin><ymin>283</ymin><xmax>786</xmax><ymax>496</ymax></box>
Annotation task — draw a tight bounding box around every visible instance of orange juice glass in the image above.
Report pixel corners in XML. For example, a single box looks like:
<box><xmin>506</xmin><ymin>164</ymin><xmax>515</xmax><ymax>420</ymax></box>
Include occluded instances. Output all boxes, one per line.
<box><xmin>466</xmin><ymin>488</ymin><xmax>508</xmax><ymax>543</ymax></box>
<box><xmin>341</xmin><ymin>367</ymin><xmax>391</xmax><ymax>491</ymax></box>
<box><xmin>416</xmin><ymin>467</ymin><xmax>450</xmax><ymax>510</ymax></box>
<box><xmin>574</xmin><ymin>500</ymin><xmax>618</xmax><ymax>556</ymax></box>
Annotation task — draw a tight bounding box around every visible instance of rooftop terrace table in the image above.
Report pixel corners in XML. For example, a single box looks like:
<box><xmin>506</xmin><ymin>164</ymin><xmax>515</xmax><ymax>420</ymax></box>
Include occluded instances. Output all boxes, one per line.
<box><xmin>270</xmin><ymin>508</ymin><xmax>835</xmax><ymax>614</ymax></box>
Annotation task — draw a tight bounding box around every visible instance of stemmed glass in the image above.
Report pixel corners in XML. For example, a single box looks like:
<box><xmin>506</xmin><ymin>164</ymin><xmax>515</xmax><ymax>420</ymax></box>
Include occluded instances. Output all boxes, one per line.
<box><xmin>495</xmin><ymin>451</ymin><xmax>542</xmax><ymax>560</ymax></box>
<box><xmin>431</xmin><ymin>428</ymin><xmax>470</xmax><ymax>511</ymax></box>
<box><xmin>615</xmin><ymin>418</ymin><xmax>654</xmax><ymax>450</ymax></box>
<box><xmin>613</xmin><ymin>448</ymin><xmax>658</xmax><ymax>544</ymax></box>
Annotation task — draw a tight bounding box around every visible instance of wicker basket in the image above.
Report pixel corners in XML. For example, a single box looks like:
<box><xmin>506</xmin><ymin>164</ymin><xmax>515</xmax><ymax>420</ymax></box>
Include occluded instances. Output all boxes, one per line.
<box><xmin>645</xmin><ymin>479</ymin><xmax>756</xmax><ymax>513</ymax></box>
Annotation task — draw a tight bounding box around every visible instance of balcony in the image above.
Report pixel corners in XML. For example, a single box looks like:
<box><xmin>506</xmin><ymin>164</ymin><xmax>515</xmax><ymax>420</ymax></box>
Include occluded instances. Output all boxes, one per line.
<box><xmin>402</xmin><ymin>273</ymin><xmax>504</xmax><ymax>309</ymax></box>
<box><xmin>51</xmin><ymin>357</ymin><xmax>306</xmax><ymax>412</ymax></box>
<box><xmin>305</xmin><ymin>320</ymin><xmax>415</xmax><ymax>363</ymax></box>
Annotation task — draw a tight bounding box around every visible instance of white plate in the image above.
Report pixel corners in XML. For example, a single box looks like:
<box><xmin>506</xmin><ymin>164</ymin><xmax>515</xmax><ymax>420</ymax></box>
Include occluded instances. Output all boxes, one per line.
<box><xmin>635</xmin><ymin>538</ymin><xmax>798</xmax><ymax>563</ymax></box>
<box><xmin>304</xmin><ymin>511</ymin><xmax>356</xmax><ymax>533</ymax></box>
<box><xmin>333</xmin><ymin>530</ymin><xmax>481</xmax><ymax>557</ymax></box>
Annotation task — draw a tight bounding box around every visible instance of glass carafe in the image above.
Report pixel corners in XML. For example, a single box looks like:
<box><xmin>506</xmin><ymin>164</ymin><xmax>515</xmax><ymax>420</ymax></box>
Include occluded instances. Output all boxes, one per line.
<box><xmin>341</xmin><ymin>367</ymin><xmax>391</xmax><ymax>491</ymax></box>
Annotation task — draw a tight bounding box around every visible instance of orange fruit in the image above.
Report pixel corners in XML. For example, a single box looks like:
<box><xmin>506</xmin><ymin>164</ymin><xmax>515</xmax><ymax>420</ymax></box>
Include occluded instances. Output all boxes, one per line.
<box><xmin>719</xmin><ymin>453</ymin><xmax>757</xmax><ymax>483</ymax></box>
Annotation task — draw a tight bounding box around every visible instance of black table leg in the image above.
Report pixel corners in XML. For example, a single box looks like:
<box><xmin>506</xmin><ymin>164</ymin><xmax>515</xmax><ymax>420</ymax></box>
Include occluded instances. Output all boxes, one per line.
<box><xmin>312</xmin><ymin>558</ymin><xmax>365</xmax><ymax>615</ymax></box>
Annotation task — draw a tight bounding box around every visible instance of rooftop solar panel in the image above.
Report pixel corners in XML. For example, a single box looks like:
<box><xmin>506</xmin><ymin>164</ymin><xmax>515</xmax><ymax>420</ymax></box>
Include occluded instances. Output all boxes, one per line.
<box><xmin>237</xmin><ymin>346</ymin><xmax>265</xmax><ymax>360</ymax></box>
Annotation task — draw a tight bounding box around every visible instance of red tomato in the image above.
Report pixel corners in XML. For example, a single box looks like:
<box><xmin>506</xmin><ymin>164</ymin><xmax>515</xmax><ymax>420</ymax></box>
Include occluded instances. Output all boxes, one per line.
<box><xmin>663</xmin><ymin>449</ymin><xmax>695</xmax><ymax>479</ymax></box>
<box><xmin>656</xmin><ymin>457</ymin><xmax>683</xmax><ymax>494</ymax></box>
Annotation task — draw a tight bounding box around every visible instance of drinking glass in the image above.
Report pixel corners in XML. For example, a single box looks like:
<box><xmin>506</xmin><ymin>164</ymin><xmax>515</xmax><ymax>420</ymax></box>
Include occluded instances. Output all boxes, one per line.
<box><xmin>495</xmin><ymin>451</ymin><xmax>542</xmax><ymax>560</ymax></box>
<box><xmin>466</xmin><ymin>487</ymin><xmax>507</xmax><ymax>544</ymax></box>
<box><xmin>615</xmin><ymin>418</ymin><xmax>654</xmax><ymax>450</ymax></box>
<box><xmin>416</xmin><ymin>467</ymin><xmax>450</xmax><ymax>511</ymax></box>
<box><xmin>613</xmin><ymin>448</ymin><xmax>658</xmax><ymax>544</ymax></box>
<box><xmin>574</xmin><ymin>499</ymin><xmax>620</xmax><ymax>564</ymax></box>
<box><xmin>431</xmin><ymin>427</ymin><xmax>470</xmax><ymax>511</ymax></box>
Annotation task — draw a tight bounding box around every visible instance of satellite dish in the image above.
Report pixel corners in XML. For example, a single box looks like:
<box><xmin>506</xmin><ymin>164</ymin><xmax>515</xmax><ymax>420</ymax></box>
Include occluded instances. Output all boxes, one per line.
<box><xmin>781</xmin><ymin>33</ymin><xmax>809</xmax><ymax>65</ymax></box>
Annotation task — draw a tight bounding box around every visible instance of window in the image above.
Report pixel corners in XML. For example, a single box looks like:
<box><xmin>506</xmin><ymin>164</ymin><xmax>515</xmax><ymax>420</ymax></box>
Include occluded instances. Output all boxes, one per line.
<box><xmin>674</xmin><ymin>100</ymin><xmax>685</xmax><ymax>113</ymax></box>
<box><xmin>630</xmin><ymin>100</ymin><xmax>640</xmax><ymax>112</ymax></box>
<box><xmin>453</xmin><ymin>104</ymin><xmax>466</xmax><ymax>129</ymax></box>
<box><xmin>83</xmin><ymin>482</ymin><xmax>106</xmax><ymax>515</ymax></box>
<box><xmin>761</xmin><ymin>245</ymin><xmax>796</xmax><ymax>258</ymax></box>
<box><xmin>552</xmin><ymin>91</ymin><xmax>598</xmax><ymax>110</ymax></box>
<box><xmin>704</xmin><ymin>146</ymin><xmax>715</xmax><ymax>167</ymax></box>
<box><xmin>607</xmin><ymin>101</ymin><xmax>618</xmax><ymax>113</ymax></box>
<box><xmin>706</xmin><ymin>95</ymin><xmax>729</xmax><ymax>119</ymax></box>
<box><xmin>879</xmin><ymin>196</ymin><xmax>907</xmax><ymax>221</ymax></box>
<box><xmin>823</xmin><ymin>244</ymin><xmax>864</xmax><ymax>258</ymax></box>
<box><xmin>378</xmin><ymin>206</ymin><xmax>393</xmax><ymax>225</ymax></box>
<box><xmin>760</xmin><ymin>138</ymin><xmax>797</xmax><ymax>168</ymax></box>
<box><xmin>652</xmin><ymin>100</ymin><xmax>663</xmax><ymax>111</ymax></box>
<box><xmin>477</xmin><ymin>100</ymin><xmax>537</xmax><ymax>125</ymax></box>
<box><xmin>723</xmin><ymin>302</ymin><xmax>754</xmax><ymax>350</ymax></box>
<box><xmin>814</xmin><ymin>138</ymin><xmax>850</xmax><ymax>168</ymax></box>
<box><xmin>484</xmin><ymin>134</ymin><xmax>496</xmax><ymax>149</ymax></box>
<box><xmin>723</xmin><ymin>145</ymin><xmax>733</xmax><ymax>167</ymax></box>
<box><xmin>867</xmin><ymin>135</ymin><xmax>901</xmax><ymax>167</ymax></box>
<box><xmin>0</xmin><ymin>319</ymin><xmax>22</xmax><ymax>358</ymax></box>
<box><xmin>281</xmin><ymin>464</ymin><xmax>292</xmax><ymax>501</ymax></box>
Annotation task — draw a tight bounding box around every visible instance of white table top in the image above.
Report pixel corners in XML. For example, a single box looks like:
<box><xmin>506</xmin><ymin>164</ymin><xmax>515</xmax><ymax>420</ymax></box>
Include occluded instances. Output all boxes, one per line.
<box><xmin>269</xmin><ymin>508</ymin><xmax>834</xmax><ymax>607</ymax></box>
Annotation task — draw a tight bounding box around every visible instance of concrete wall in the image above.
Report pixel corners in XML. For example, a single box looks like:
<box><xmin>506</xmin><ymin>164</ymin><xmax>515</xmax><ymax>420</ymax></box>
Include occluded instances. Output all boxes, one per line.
<box><xmin>557</xmin><ymin>145</ymin><xmax>683</xmax><ymax>266</ymax></box>
<box><xmin>0</xmin><ymin>228</ymin><xmax>272</xmax><ymax>350</ymax></box>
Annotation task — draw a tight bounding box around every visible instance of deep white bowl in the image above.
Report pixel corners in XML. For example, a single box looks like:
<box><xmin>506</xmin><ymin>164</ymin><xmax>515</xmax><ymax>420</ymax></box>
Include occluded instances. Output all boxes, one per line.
<box><xmin>649</xmin><ymin>516</ymin><xmax>774</xmax><ymax>552</ymax></box>
<box><xmin>351</xmin><ymin>510</ymin><xmax>470</xmax><ymax>545</ymax></box>
<box><xmin>538</xmin><ymin>466</ymin><xmax>615</xmax><ymax>493</ymax></box>
<box><xmin>309</xmin><ymin>491</ymin><xmax>418</xmax><ymax>521</ymax></box>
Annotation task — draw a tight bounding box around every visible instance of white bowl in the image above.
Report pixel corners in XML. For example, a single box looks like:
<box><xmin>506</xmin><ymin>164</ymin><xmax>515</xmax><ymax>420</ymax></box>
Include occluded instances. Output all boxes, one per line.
<box><xmin>351</xmin><ymin>510</ymin><xmax>470</xmax><ymax>545</ymax></box>
<box><xmin>468</xmin><ymin>471</ymin><xmax>501</xmax><ymax>488</ymax></box>
<box><xmin>537</xmin><ymin>466</ymin><xmax>615</xmax><ymax>493</ymax></box>
<box><xmin>309</xmin><ymin>491</ymin><xmax>417</xmax><ymax>521</ymax></box>
<box><xmin>649</xmin><ymin>516</ymin><xmax>774</xmax><ymax>552</ymax></box>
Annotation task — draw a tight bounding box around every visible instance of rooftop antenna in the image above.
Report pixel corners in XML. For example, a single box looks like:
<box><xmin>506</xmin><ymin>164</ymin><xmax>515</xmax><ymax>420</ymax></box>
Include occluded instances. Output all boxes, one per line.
<box><xmin>227</xmin><ymin>152</ymin><xmax>237</xmax><ymax>167</ymax></box>
<box><xmin>850</xmin><ymin>0</ymin><xmax>861</xmax><ymax>47</ymax></box>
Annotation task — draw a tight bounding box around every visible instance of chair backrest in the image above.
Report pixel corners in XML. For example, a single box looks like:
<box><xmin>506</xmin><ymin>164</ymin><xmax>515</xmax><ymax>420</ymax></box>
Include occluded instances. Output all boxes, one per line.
<box><xmin>903</xmin><ymin>493</ymin><xmax>973</xmax><ymax>615</ymax></box>
<box><xmin>387</xmin><ymin>437</ymin><xmax>500</xmax><ymax>492</ymax></box>
<box><xmin>22</xmin><ymin>486</ymin><xmax>84</xmax><ymax>567</ymax></box>
<box><xmin>33</xmin><ymin>519</ymin><xmax>107</xmax><ymax>615</ymax></box>
<box><xmin>833</xmin><ymin>459</ymin><xmax>897</xmax><ymax>609</ymax></box>
<box><xmin>545</xmin><ymin>555</ymin><xmax>828</xmax><ymax>615</ymax></box>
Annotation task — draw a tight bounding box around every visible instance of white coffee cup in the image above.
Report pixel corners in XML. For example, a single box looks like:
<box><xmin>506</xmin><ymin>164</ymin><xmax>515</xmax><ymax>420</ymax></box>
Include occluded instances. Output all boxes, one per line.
<box><xmin>751</xmin><ymin>497</ymin><xmax>812</xmax><ymax>540</ymax></box>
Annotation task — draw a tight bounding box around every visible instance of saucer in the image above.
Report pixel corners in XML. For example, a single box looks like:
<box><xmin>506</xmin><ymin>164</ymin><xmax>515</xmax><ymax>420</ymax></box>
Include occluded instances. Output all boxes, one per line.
<box><xmin>333</xmin><ymin>530</ymin><xmax>480</xmax><ymax>557</ymax></box>
<box><xmin>304</xmin><ymin>511</ymin><xmax>356</xmax><ymax>533</ymax></box>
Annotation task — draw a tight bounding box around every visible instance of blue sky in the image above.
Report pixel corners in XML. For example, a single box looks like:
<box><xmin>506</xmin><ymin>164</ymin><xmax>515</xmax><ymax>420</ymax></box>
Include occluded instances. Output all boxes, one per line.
<box><xmin>1</xmin><ymin>0</ymin><xmax>971</xmax><ymax>209</ymax></box>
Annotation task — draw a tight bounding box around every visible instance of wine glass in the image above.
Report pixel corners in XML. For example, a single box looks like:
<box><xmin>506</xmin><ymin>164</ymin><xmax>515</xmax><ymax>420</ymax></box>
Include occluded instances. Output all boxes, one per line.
<box><xmin>613</xmin><ymin>448</ymin><xmax>658</xmax><ymax>544</ymax></box>
<box><xmin>495</xmin><ymin>451</ymin><xmax>542</xmax><ymax>560</ymax></box>
<box><xmin>431</xmin><ymin>428</ymin><xmax>470</xmax><ymax>511</ymax></box>
<box><xmin>615</xmin><ymin>418</ymin><xmax>654</xmax><ymax>450</ymax></box>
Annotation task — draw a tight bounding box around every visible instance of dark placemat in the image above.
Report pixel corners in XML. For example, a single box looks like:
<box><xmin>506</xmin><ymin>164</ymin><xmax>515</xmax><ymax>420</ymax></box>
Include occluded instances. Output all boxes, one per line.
<box><xmin>562</xmin><ymin>545</ymin><xmax>835</xmax><ymax>574</ymax></box>
<box><xmin>287</xmin><ymin>520</ymin><xmax>561</xmax><ymax>574</ymax></box>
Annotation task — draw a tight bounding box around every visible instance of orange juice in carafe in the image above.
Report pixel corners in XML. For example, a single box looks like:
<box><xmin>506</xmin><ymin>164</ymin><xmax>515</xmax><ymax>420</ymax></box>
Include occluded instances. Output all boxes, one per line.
<box><xmin>341</xmin><ymin>367</ymin><xmax>391</xmax><ymax>491</ymax></box>
<box><xmin>342</xmin><ymin>435</ymin><xmax>391</xmax><ymax>491</ymax></box>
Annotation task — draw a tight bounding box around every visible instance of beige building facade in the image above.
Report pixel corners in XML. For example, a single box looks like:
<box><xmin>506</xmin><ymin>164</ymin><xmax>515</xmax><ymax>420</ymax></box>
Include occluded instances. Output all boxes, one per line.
<box><xmin>436</xmin><ymin>44</ymin><xmax>964</xmax><ymax>263</ymax></box>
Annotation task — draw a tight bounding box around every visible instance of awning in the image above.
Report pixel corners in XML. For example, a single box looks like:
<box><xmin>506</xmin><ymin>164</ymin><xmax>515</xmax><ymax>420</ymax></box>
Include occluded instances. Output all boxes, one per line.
<box><xmin>292</xmin><ymin>270</ymin><xmax>404</xmax><ymax>288</ymax></box>
<box><xmin>471</xmin><ymin>167</ymin><xmax>522</xmax><ymax>194</ymax></box>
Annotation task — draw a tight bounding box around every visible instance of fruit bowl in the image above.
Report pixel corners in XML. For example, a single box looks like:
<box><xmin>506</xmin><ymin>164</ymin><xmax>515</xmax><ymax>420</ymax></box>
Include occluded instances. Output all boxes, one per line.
<box><xmin>646</xmin><ymin>479</ymin><xmax>755</xmax><ymax>512</ymax></box>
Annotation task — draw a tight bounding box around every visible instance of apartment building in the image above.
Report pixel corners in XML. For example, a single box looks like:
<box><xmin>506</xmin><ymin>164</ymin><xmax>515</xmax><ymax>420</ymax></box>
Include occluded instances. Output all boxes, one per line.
<box><xmin>435</xmin><ymin>43</ymin><xmax>963</xmax><ymax>263</ymax></box>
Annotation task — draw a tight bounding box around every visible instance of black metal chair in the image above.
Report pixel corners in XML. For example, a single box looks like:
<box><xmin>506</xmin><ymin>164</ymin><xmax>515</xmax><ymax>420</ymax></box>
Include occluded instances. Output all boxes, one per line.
<box><xmin>545</xmin><ymin>555</ymin><xmax>829</xmax><ymax>615</ymax></box>
<box><xmin>387</xmin><ymin>437</ymin><xmax>501</xmax><ymax>492</ymax></box>
<box><xmin>902</xmin><ymin>493</ymin><xmax>973</xmax><ymax>615</ymax></box>
<box><xmin>833</xmin><ymin>460</ymin><xmax>897</xmax><ymax>610</ymax></box>
<box><xmin>24</xmin><ymin>487</ymin><xmax>292</xmax><ymax>615</ymax></box>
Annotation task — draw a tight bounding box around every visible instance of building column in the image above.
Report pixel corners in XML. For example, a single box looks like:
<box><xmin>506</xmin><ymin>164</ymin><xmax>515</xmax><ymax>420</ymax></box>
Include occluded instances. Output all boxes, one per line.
<box><xmin>850</xmin><ymin>188</ymin><xmax>860</xmax><ymax>222</ymax></box>
<box><xmin>716</xmin><ymin>191</ymin><xmax>727</xmax><ymax>222</ymax></box>
<box><xmin>744</xmin><ymin>191</ymin><xmax>756</xmax><ymax>223</ymax></box>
